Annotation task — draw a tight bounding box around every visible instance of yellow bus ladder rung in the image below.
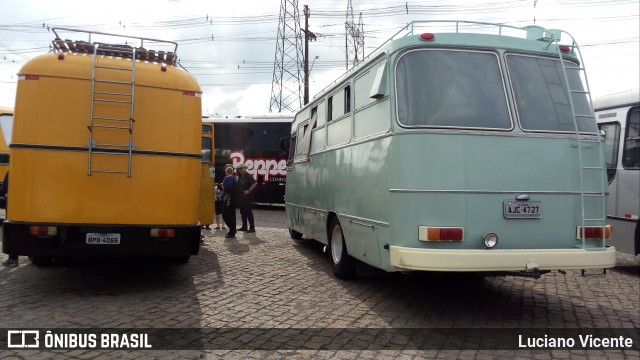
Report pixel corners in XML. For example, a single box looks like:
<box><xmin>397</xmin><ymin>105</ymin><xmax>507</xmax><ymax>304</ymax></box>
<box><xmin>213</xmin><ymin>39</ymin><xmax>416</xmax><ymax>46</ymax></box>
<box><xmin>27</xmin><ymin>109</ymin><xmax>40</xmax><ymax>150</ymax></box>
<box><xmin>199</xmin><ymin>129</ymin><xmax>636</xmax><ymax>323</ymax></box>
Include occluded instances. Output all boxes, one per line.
<box><xmin>90</xmin><ymin>170</ymin><xmax>129</xmax><ymax>174</ymax></box>
<box><xmin>93</xmin><ymin>143</ymin><xmax>132</xmax><ymax>148</ymax></box>
<box><xmin>93</xmin><ymin>98</ymin><xmax>131</xmax><ymax>104</ymax></box>
<box><xmin>91</xmin><ymin>151</ymin><xmax>129</xmax><ymax>156</ymax></box>
<box><xmin>92</xmin><ymin>116</ymin><xmax>132</xmax><ymax>122</ymax></box>
<box><xmin>94</xmin><ymin>91</ymin><xmax>132</xmax><ymax>97</ymax></box>
<box><xmin>91</xmin><ymin>124</ymin><xmax>131</xmax><ymax>130</ymax></box>
<box><xmin>94</xmin><ymin>79</ymin><xmax>133</xmax><ymax>85</ymax></box>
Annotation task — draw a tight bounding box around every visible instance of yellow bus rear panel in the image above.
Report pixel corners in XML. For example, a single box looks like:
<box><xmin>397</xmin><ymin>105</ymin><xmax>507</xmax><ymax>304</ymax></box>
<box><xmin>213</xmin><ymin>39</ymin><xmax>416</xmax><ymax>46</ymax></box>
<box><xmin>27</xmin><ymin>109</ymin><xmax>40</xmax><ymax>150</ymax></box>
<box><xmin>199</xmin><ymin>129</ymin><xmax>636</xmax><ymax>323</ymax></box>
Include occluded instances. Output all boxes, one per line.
<box><xmin>3</xmin><ymin>31</ymin><xmax>203</xmax><ymax>260</ymax></box>
<box><xmin>7</xmin><ymin>149</ymin><xmax>199</xmax><ymax>224</ymax></box>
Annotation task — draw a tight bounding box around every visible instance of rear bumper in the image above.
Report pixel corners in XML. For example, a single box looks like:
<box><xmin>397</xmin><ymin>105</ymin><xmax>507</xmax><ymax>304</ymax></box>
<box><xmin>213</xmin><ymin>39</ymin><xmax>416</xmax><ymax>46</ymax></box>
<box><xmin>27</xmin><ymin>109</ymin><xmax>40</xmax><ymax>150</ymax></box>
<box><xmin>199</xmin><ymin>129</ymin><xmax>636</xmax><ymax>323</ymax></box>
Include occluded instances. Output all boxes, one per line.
<box><xmin>2</xmin><ymin>221</ymin><xmax>200</xmax><ymax>258</ymax></box>
<box><xmin>389</xmin><ymin>246</ymin><xmax>617</xmax><ymax>272</ymax></box>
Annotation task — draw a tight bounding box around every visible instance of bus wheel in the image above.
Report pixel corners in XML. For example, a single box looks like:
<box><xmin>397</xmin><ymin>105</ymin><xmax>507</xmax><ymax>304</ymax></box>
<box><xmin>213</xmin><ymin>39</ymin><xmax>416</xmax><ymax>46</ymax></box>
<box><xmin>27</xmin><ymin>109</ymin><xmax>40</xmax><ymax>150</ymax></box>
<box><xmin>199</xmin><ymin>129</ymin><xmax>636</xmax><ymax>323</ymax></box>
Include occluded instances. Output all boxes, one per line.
<box><xmin>329</xmin><ymin>218</ymin><xmax>356</xmax><ymax>280</ymax></box>
<box><xmin>634</xmin><ymin>223</ymin><xmax>639</xmax><ymax>256</ymax></box>
<box><xmin>289</xmin><ymin>228</ymin><xmax>303</xmax><ymax>240</ymax></box>
<box><xmin>29</xmin><ymin>256</ymin><xmax>54</xmax><ymax>266</ymax></box>
<box><xmin>173</xmin><ymin>256</ymin><xmax>190</xmax><ymax>264</ymax></box>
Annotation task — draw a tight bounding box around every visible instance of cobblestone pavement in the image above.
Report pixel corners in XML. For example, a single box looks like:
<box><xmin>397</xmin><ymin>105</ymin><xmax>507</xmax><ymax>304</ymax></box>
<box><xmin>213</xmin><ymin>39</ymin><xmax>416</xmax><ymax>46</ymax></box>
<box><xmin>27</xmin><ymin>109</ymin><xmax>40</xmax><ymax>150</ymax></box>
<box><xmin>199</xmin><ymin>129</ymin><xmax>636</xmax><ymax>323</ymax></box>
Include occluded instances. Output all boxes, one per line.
<box><xmin>0</xmin><ymin>207</ymin><xmax>638</xmax><ymax>359</ymax></box>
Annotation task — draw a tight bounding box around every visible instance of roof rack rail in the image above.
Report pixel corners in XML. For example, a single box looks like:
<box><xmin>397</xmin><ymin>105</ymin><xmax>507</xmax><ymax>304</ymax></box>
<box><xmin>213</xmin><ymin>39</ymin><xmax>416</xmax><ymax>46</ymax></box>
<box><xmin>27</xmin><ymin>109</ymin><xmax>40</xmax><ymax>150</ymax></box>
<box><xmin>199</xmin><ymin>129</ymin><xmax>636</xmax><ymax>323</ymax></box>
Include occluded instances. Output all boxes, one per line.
<box><xmin>51</xmin><ymin>27</ymin><xmax>179</xmax><ymax>66</ymax></box>
<box><xmin>313</xmin><ymin>20</ymin><xmax>579</xmax><ymax>100</ymax></box>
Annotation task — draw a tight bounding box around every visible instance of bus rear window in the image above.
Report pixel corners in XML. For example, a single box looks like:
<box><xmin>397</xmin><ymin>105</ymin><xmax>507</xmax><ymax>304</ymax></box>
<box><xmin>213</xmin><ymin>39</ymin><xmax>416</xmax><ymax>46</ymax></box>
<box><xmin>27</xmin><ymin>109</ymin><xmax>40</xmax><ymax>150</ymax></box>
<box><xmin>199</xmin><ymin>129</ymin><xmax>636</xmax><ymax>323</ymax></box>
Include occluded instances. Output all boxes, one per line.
<box><xmin>396</xmin><ymin>49</ymin><xmax>511</xmax><ymax>130</ymax></box>
<box><xmin>506</xmin><ymin>54</ymin><xmax>597</xmax><ymax>133</ymax></box>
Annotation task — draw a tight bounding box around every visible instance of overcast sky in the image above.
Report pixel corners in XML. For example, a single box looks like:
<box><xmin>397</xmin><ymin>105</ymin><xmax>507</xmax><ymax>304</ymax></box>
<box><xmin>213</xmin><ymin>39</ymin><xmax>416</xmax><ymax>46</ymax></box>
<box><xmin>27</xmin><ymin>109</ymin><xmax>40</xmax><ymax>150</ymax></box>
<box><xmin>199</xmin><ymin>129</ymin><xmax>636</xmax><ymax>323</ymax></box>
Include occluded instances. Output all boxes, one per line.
<box><xmin>0</xmin><ymin>0</ymin><xmax>638</xmax><ymax>117</ymax></box>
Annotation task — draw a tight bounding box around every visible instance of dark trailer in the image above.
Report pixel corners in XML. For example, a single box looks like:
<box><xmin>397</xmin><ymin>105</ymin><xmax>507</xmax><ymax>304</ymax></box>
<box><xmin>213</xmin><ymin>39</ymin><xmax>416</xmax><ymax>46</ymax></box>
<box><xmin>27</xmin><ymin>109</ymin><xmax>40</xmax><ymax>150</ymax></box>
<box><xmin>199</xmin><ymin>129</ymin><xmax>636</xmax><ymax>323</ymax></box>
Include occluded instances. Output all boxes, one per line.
<box><xmin>204</xmin><ymin>115</ymin><xmax>293</xmax><ymax>204</ymax></box>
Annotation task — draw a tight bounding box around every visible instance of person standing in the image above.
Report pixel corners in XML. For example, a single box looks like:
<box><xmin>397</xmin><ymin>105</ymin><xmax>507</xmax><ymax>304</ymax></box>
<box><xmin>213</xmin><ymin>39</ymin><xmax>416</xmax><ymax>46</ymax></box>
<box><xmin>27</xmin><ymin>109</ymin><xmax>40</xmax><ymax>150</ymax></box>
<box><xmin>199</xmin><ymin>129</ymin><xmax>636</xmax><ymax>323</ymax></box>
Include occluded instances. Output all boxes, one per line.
<box><xmin>213</xmin><ymin>183</ymin><xmax>225</xmax><ymax>230</ymax></box>
<box><xmin>221</xmin><ymin>166</ymin><xmax>238</xmax><ymax>238</ymax></box>
<box><xmin>1</xmin><ymin>171</ymin><xmax>18</xmax><ymax>267</ymax></box>
<box><xmin>236</xmin><ymin>163</ymin><xmax>257</xmax><ymax>233</ymax></box>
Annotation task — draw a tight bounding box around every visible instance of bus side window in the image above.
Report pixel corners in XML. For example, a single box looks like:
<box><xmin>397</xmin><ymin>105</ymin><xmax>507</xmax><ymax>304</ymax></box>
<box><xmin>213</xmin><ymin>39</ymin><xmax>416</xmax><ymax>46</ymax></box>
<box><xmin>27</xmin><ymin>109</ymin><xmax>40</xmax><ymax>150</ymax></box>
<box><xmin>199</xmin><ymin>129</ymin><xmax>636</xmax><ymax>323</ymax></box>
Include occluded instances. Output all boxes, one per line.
<box><xmin>329</xmin><ymin>88</ymin><xmax>346</xmax><ymax>121</ymax></box>
<box><xmin>295</xmin><ymin>123</ymin><xmax>308</xmax><ymax>155</ymax></box>
<box><xmin>311</xmin><ymin>107</ymin><xmax>318</xmax><ymax>129</ymax></box>
<box><xmin>201</xmin><ymin>137</ymin><xmax>212</xmax><ymax>164</ymax></box>
<box><xmin>623</xmin><ymin>107</ymin><xmax>640</xmax><ymax>169</ymax></box>
<box><xmin>599</xmin><ymin>122</ymin><xmax>621</xmax><ymax>182</ymax></box>
<box><xmin>287</xmin><ymin>134</ymin><xmax>296</xmax><ymax>166</ymax></box>
<box><xmin>344</xmin><ymin>85</ymin><xmax>351</xmax><ymax>114</ymax></box>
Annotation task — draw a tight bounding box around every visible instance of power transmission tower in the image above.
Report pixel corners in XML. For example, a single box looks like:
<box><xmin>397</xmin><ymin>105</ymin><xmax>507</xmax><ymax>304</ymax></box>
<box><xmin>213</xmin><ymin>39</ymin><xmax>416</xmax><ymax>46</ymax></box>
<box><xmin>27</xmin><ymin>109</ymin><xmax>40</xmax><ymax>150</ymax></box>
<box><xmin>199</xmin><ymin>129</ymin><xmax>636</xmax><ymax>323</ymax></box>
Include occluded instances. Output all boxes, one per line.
<box><xmin>345</xmin><ymin>0</ymin><xmax>364</xmax><ymax>70</ymax></box>
<box><xmin>270</xmin><ymin>0</ymin><xmax>304</xmax><ymax>113</ymax></box>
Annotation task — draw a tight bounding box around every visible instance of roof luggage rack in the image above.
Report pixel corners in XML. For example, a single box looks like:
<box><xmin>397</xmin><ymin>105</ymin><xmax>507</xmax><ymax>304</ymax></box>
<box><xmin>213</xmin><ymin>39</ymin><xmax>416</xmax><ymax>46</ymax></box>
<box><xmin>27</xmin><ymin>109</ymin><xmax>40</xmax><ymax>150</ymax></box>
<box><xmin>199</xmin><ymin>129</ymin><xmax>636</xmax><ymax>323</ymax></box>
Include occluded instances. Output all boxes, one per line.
<box><xmin>51</xmin><ymin>27</ymin><xmax>178</xmax><ymax>65</ymax></box>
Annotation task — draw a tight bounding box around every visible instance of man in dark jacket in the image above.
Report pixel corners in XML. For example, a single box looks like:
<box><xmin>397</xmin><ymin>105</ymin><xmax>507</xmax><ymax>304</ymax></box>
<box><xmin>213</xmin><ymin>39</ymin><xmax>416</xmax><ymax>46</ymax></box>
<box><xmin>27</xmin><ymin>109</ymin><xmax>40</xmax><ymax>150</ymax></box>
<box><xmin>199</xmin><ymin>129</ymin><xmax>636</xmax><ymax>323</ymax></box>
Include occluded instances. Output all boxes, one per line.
<box><xmin>236</xmin><ymin>164</ymin><xmax>257</xmax><ymax>233</ymax></box>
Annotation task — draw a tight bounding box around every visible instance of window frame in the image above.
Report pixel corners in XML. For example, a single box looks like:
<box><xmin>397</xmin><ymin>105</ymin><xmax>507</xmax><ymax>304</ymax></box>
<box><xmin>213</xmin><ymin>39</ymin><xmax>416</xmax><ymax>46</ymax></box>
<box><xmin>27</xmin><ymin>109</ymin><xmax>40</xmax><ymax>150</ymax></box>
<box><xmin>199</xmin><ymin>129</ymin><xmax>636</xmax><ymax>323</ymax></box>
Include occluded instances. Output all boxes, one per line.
<box><xmin>505</xmin><ymin>52</ymin><xmax>597</xmax><ymax>134</ymax></box>
<box><xmin>394</xmin><ymin>48</ymin><xmax>513</xmax><ymax>131</ymax></box>
<box><xmin>597</xmin><ymin>121</ymin><xmax>621</xmax><ymax>182</ymax></box>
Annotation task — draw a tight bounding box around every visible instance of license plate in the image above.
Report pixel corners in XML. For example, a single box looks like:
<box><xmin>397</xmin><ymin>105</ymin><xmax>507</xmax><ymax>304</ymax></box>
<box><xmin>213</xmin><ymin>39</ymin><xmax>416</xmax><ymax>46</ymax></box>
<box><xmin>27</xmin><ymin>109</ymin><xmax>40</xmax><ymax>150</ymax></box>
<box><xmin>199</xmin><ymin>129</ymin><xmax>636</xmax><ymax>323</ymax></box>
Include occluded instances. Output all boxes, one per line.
<box><xmin>86</xmin><ymin>233</ymin><xmax>121</xmax><ymax>245</ymax></box>
<box><xmin>503</xmin><ymin>200</ymin><xmax>542</xmax><ymax>219</ymax></box>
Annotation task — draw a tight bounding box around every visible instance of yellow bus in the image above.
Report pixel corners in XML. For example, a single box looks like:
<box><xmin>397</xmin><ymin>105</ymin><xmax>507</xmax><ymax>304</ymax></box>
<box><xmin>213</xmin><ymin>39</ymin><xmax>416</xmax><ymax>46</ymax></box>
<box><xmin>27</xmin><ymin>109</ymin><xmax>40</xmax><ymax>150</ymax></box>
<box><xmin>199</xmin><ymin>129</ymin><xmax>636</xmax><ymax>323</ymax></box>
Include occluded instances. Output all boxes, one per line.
<box><xmin>2</xmin><ymin>28</ymin><xmax>202</xmax><ymax>264</ymax></box>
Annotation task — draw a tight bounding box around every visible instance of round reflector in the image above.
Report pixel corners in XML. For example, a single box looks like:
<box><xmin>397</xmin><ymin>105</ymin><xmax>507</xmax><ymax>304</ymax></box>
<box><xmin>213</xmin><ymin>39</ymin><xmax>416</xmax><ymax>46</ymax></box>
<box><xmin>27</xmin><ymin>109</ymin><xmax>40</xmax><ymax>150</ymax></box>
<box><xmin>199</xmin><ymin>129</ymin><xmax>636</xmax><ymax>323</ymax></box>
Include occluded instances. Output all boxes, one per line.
<box><xmin>483</xmin><ymin>232</ymin><xmax>498</xmax><ymax>249</ymax></box>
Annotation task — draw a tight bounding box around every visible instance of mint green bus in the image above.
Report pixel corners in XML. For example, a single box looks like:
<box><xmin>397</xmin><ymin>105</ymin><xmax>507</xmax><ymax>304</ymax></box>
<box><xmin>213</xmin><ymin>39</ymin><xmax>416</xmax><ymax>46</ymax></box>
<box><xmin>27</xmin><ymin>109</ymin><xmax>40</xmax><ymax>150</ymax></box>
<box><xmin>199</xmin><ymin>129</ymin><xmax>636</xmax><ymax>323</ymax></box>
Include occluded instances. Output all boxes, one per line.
<box><xmin>285</xmin><ymin>21</ymin><xmax>616</xmax><ymax>279</ymax></box>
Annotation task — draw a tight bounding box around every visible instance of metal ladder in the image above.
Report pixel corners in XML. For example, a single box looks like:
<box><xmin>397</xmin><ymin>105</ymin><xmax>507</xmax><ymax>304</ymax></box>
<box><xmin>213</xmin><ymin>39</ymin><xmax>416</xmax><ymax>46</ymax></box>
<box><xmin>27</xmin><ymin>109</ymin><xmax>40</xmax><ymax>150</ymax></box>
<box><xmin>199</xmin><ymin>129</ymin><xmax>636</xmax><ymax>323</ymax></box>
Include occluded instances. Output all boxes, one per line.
<box><xmin>88</xmin><ymin>43</ymin><xmax>136</xmax><ymax>177</ymax></box>
<box><xmin>553</xmin><ymin>33</ymin><xmax>608</xmax><ymax>250</ymax></box>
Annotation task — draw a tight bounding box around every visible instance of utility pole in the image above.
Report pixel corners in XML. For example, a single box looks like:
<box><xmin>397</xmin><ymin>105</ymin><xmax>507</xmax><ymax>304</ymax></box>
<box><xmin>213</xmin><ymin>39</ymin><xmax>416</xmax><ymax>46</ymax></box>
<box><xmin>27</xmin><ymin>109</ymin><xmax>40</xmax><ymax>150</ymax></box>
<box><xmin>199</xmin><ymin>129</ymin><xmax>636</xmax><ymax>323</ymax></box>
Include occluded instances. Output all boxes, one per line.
<box><xmin>304</xmin><ymin>5</ymin><xmax>310</xmax><ymax>105</ymax></box>
<box><xmin>302</xmin><ymin>5</ymin><xmax>316</xmax><ymax>105</ymax></box>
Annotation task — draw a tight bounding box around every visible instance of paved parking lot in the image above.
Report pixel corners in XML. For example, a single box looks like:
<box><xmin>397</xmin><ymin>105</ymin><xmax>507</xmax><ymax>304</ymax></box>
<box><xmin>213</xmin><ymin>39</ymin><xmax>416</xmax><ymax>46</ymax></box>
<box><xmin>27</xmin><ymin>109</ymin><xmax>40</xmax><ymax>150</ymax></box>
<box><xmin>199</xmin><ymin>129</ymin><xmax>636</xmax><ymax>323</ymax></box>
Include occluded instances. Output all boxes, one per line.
<box><xmin>0</xmin><ymin>206</ymin><xmax>639</xmax><ymax>359</ymax></box>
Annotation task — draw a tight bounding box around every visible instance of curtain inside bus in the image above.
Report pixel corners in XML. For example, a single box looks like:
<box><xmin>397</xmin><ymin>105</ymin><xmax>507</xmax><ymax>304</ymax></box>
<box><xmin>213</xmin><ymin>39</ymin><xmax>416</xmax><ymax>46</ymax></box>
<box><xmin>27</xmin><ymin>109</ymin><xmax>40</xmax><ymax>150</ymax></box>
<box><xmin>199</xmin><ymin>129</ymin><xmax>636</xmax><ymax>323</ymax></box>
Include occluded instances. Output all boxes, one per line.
<box><xmin>396</xmin><ymin>49</ymin><xmax>511</xmax><ymax>130</ymax></box>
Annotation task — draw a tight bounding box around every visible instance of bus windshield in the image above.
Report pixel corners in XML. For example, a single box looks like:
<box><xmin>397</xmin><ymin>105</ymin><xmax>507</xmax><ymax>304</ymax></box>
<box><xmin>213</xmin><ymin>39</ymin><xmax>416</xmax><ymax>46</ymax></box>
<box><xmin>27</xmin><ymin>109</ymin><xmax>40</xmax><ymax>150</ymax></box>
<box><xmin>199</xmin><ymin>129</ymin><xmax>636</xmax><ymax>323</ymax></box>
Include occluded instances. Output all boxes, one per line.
<box><xmin>506</xmin><ymin>54</ymin><xmax>597</xmax><ymax>133</ymax></box>
<box><xmin>215</xmin><ymin>122</ymin><xmax>288</xmax><ymax>150</ymax></box>
<box><xmin>396</xmin><ymin>49</ymin><xmax>511</xmax><ymax>129</ymax></box>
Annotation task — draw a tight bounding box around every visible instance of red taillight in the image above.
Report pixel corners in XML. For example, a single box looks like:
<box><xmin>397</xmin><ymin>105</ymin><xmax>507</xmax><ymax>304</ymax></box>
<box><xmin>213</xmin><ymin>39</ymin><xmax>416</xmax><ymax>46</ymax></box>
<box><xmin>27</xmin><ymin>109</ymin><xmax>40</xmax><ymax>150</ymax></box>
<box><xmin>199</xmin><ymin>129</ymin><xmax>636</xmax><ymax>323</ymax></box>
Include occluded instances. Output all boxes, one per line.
<box><xmin>21</xmin><ymin>75</ymin><xmax>40</xmax><ymax>81</ymax></box>
<box><xmin>559</xmin><ymin>45</ymin><xmax>571</xmax><ymax>53</ymax></box>
<box><xmin>576</xmin><ymin>225</ymin><xmax>612</xmax><ymax>240</ymax></box>
<box><xmin>29</xmin><ymin>226</ymin><xmax>57</xmax><ymax>236</ymax></box>
<box><xmin>420</xmin><ymin>33</ymin><xmax>435</xmax><ymax>41</ymax></box>
<box><xmin>420</xmin><ymin>226</ymin><xmax>464</xmax><ymax>241</ymax></box>
<box><xmin>183</xmin><ymin>91</ymin><xmax>195</xmax><ymax>96</ymax></box>
<box><xmin>451</xmin><ymin>228</ymin><xmax>464</xmax><ymax>241</ymax></box>
<box><xmin>150</xmin><ymin>228</ymin><xmax>175</xmax><ymax>238</ymax></box>
<box><xmin>160</xmin><ymin>229</ymin><xmax>175</xmax><ymax>238</ymax></box>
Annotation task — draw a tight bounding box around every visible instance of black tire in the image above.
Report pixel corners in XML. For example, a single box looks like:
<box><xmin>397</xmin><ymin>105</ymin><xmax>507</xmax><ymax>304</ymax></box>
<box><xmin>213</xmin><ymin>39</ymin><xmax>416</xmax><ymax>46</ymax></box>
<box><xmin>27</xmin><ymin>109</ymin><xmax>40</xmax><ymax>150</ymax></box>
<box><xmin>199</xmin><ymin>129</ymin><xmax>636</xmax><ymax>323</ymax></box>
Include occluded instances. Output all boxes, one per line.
<box><xmin>289</xmin><ymin>228</ymin><xmax>303</xmax><ymax>240</ymax></box>
<box><xmin>634</xmin><ymin>222</ymin><xmax>639</xmax><ymax>256</ymax></box>
<box><xmin>29</xmin><ymin>256</ymin><xmax>54</xmax><ymax>266</ymax></box>
<box><xmin>329</xmin><ymin>217</ymin><xmax>356</xmax><ymax>280</ymax></box>
<box><xmin>174</xmin><ymin>256</ymin><xmax>190</xmax><ymax>264</ymax></box>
